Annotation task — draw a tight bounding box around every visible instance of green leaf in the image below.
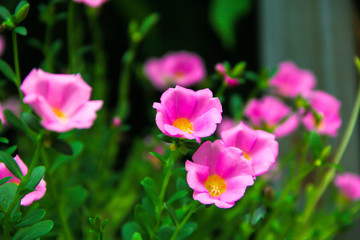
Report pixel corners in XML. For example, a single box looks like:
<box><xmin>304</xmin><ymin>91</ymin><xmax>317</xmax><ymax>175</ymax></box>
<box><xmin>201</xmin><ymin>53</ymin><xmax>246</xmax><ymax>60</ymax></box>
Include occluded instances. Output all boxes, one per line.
<box><xmin>14</xmin><ymin>1</ymin><xmax>30</xmax><ymax>24</ymax></box>
<box><xmin>64</xmin><ymin>185</ymin><xmax>88</xmax><ymax>214</ymax></box>
<box><xmin>231</xmin><ymin>61</ymin><xmax>246</xmax><ymax>77</ymax></box>
<box><xmin>0</xmin><ymin>137</ymin><xmax>9</xmax><ymax>144</ymax></box>
<box><xmin>177</xmin><ymin>222</ymin><xmax>197</xmax><ymax>240</ymax></box>
<box><xmin>157</xmin><ymin>134</ymin><xmax>174</xmax><ymax>143</ymax></box>
<box><xmin>0</xmin><ymin>6</ymin><xmax>11</xmax><ymax>20</ymax></box>
<box><xmin>4</xmin><ymin>109</ymin><xmax>27</xmax><ymax>132</ymax></box>
<box><xmin>0</xmin><ymin>117</ymin><xmax>3</xmax><ymax>132</ymax></box>
<box><xmin>355</xmin><ymin>57</ymin><xmax>360</xmax><ymax>74</ymax></box>
<box><xmin>163</xmin><ymin>203</ymin><xmax>178</xmax><ymax>226</ymax></box>
<box><xmin>13</xmin><ymin>220</ymin><xmax>54</xmax><ymax>240</ymax></box>
<box><xmin>229</xmin><ymin>94</ymin><xmax>243</xmax><ymax>119</ymax></box>
<box><xmin>141</xmin><ymin>177</ymin><xmax>160</xmax><ymax>207</ymax></box>
<box><xmin>209</xmin><ymin>0</ymin><xmax>251</xmax><ymax>49</ymax></box>
<box><xmin>21</xmin><ymin>166</ymin><xmax>45</xmax><ymax>194</ymax></box>
<box><xmin>6</xmin><ymin>145</ymin><xmax>18</xmax><ymax>155</ymax></box>
<box><xmin>166</xmin><ymin>190</ymin><xmax>188</xmax><ymax>205</ymax></box>
<box><xmin>0</xmin><ymin>60</ymin><xmax>16</xmax><ymax>82</ymax></box>
<box><xmin>149</xmin><ymin>151</ymin><xmax>166</xmax><ymax>164</ymax></box>
<box><xmin>309</xmin><ymin>131</ymin><xmax>323</xmax><ymax>159</ymax></box>
<box><xmin>0</xmin><ymin>182</ymin><xmax>18</xmax><ymax>210</ymax></box>
<box><xmin>14</xmin><ymin>26</ymin><xmax>28</xmax><ymax>36</ymax></box>
<box><xmin>0</xmin><ymin>150</ymin><xmax>23</xmax><ymax>179</ymax></box>
<box><xmin>0</xmin><ymin>176</ymin><xmax>12</xmax><ymax>186</ymax></box>
<box><xmin>157</xmin><ymin>225</ymin><xmax>175</xmax><ymax>240</ymax></box>
<box><xmin>122</xmin><ymin>222</ymin><xmax>143</xmax><ymax>240</ymax></box>
<box><xmin>51</xmin><ymin>138</ymin><xmax>73</xmax><ymax>156</ymax></box>
<box><xmin>183</xmin><ymin>141</ymin><xmax>200</xmax><ymax>149</ymax></box>
<box><xmin>15</xmin><ymin>209</ymin><xmax>46</xmax><ymax>228</ymax></box>
<box><xmin>22</xmin><ymin>112</ymin><xmax>42</xmax><ymax>133</ymax></box>
<box><xmin>51</xmin><ymin>141</ymin><xmax>83</xmax><ymax>171</ymax></box>
<box><xmin>131</xmin><ymin>232</ymin><xmax>143</xmax><ymax>240</ymax></box>
<box><xmin>139</xmin><ymin>13</ymin><xmax>159</xmax><ymax>36</ymax></box>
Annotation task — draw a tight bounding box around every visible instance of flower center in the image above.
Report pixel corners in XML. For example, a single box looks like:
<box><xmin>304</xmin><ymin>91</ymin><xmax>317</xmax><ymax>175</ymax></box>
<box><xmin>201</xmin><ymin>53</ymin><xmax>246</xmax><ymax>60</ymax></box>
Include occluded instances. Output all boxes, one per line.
<box><xmin>174</xmin><ymin>71</ymin><xmax>185</xmax><ymax>78</ymax></box>
<box><xmin>204</xmin><ymin>175</ymin><xmax>226</xmax><ymax>197</ymax></box>
<box><xmin>52</xmin><ymin>107</ymin><xmax>68</xmax><ymax>123</ymax></box>
<box><xmin>173</xmin><ymin>118</ymin><xmax>194</xmax><ymax>134</ymax></box>
<box><xmin>243</xmin><ymin>151</ymin><xmax>251</xmax><ymax>161</ymax></box>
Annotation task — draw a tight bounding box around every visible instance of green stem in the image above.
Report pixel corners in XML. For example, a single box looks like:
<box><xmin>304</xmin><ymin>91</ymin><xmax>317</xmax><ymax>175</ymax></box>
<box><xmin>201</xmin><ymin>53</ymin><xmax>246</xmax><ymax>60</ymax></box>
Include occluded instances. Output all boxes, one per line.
<box><xmin>67</xmin><ymin>1</ymin><xmax>75</xmax><ymax>73</ymax></box>
<box><xmin>215</xmin><ymin>81</ymin><xmax>227</xmax><ymax>99</ymax></box>
<box><xmin>43</xmin><ymin>1</ymin><xmax>55</xmax><ymax>72</ymax></box>
<box><xmin>3</xmin><ymin>134</ymin><xmax>43</xmax><ymax>239</ymax></box>
<box><xmin>12</xmin><ymin>31</ymin><xmax>26</xmax><ymax>111</ymax></box>
<box><xmin>170</xmin><ymin>201</ymin><xmax>198</xmax><ymax>240</ymax></box>
<box><xmin>295</xmin><ymin>79</ymin><xmax>360</xmax><ymax>239</ymax></box>
<box><xmin>42</xmin><ymin>149</ymin><xmax>75</xmax><ymax>240</ymax></box>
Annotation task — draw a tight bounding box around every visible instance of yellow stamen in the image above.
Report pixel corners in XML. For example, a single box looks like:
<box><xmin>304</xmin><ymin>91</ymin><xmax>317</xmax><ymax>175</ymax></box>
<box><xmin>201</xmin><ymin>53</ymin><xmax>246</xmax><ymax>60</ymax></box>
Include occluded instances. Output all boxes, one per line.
<box><xmin>52</xmin><ymin>107</ymin><xmax>68</xmax><ymax>123</ymax></box>
<box><xmin>243</xmin><ymin>151</ymin><xmax>251</xmax><ymax>161</ymax></box>
<box><xmin>174</xmin><ymin>71</ymin><xmax>185</xmax><ymax>78</ymax></box>
<box><xmin>173</xmin><ymin>118</ymin><xmax>194</xmax><ymax>134</ymax></box>
<box><xmin>204</xmin><ymin>175</ymin><xmax>226</xmax><ymax>197</ymax></box>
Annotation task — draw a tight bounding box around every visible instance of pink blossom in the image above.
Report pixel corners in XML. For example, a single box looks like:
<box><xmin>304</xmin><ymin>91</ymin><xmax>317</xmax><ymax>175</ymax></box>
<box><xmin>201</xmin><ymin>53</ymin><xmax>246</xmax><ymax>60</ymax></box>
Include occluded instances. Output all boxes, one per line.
<box><xmin>215</xmin><ymin>63</ymin><xmax>239</xmax><ymax>86</ymax></box>
<box><xmin>269</xmin><ymin>61</ymin><xmax>316</xmax><ymax>98</ymax></box>
<box><xmin>185</xmin><ymin>140</ymin><xmax>254</xmax><ymax>208</ymax></box>
<box><xmin>0</xmin><ymin>155</ymin><xmax>46</xmax><ymax>206</ymax></box>
<box><xmin>302</xmin><ymin>90</ymin><xmax>341</xmax><ymax>137</ymax></box>
<box><xmin>334</xmin><ymin>173</ymin><xmax>360</xmax><ymax>201</ymax></box>
<box><xmin>0</xmin><ymin>97</ymin><xmax>21</xmax><ymax>125</ymax></box>
<box><xmin>74</xmin><ymin>0</ymin><xmax>107</xmax><ymax>8</ymax></box>
<box><xmin>145</xmin><ymin>51</ymin><xmax>206</xmax><ymax>90</ymax></box>
<box><xmin>221</xmin><ymin>122</ymin><xmax>278</xmax><ymax>176</ymax></box>
<box><xmin>112</xmin><ymin>116</ymin><xmax>121</xmax><ymax>127</ymax></box>
<box><xmin>0</xmin><ymin>35</ymin><xmax>4</xmax><ymax>57</ymax></box>
<box><xmin>20</xmin><ymin>69</ymin><xmax>103</xmax><ymax>132</ymax></box>
<box><xmin>244</xmin><ymin>96</ymin><xmax>299</xmax><ymax>138</ymax></box>
<box><xmin>153</xmin><ymin>86</ymin><xmax>222</xmax><ymax>143</ymax></box>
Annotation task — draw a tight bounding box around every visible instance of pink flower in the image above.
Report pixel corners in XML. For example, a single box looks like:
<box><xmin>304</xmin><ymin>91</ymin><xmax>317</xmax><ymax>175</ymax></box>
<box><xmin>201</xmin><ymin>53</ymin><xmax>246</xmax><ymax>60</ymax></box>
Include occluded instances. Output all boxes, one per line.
<box><xmin>112</xmin><ymin>116</ymin><xmax>121</xmax><ymax>127</ymax></box>
<box><xmin>334</xmin><ymin>173</ymin><xmax>360</xmax><ymax>201</ymax></box>
<box><xmin>215</xmin><ymin>63</ymin><xmax>239</xmax><ymax>86</ymax></box>
<box><xmin>244</xmin><ymin>96</ymin><xmax>299</xmax><ymax>138</ymax></box>
<box><xmin>0</xmin><ymin>155</ymin><xmax>46</xmax><ymax>206</ymax></box>
<box><xmin>270</xmin><ymin>61</ymin><xmax>316</xmax><ymax>98</ymax></box>
<box><xmin>153</xmin><ymin>86</ymin><xmax>222</xmax><ymax>143</ymax></box>
<box><xmin>217</xmin><ymin>117</ymin><xmax>236</xmax><ymax>137</ymax></box>
<box><xmin>302</xmin><ymin>90</ymin><xmax>341</xmax><ymax>137</ymax></box>
<box><xmin>0</xmin><ymin>97</ymin><xmax>21</xmax><ymax>125</ymax></box>
<box><xmin>74</xmin><ymin>0</ymin><xmax>107</xmax><ymax>8</ymax></box>
<box><xmin>20</xmin><ymin>69</ymin><xmax>103</xmax><ymax>132</ymax></box>
<box><xmin>185</xmin><ymin>140</ymin><xmax>254</xmax><ymax>208</ymax></box>
<box><xmin>0</xmin><ymin>35</ymin><xmax>4</xmax><ymax>57</ymax></box>
<box><xmin>145</xmin><ymin>51</ymin><xmax>206</xmax><ymax>90</ymax></box>
<box><xmin>221</xmin><ymin>122</ymin><xmax>279</xmax><ymax>176</ymax></box>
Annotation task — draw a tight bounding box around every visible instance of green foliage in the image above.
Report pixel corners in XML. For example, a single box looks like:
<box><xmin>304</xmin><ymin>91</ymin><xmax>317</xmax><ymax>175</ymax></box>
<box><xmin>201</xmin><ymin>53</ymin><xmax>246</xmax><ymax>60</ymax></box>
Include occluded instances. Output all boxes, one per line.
<box><xmin>13</xmin><ymin>220</ymin><xmax>54</xmax><ymax>240</ymax></box>
<box><xmin>0</xmin><ymin>183</ymin><xmax>18</xmax><ymax>210</ymax></box>
<box><xmin>209</xmin><ymin>0</ymin><xmax>251</xmax><ymax>49</ymax></box>
<box><xmin>15</xmin><ymin>209</ymin><xmax>46</xmax><ymax>228</ymax></box>
<box><xmin>0</xmin><ymin>150</ymin><xmax>23</xmax><ymax>180</ymax></box>
<box><xmin>0</xmin><ymin>60</ymin><xmax>17</xmax><ymax>82</ymax></box>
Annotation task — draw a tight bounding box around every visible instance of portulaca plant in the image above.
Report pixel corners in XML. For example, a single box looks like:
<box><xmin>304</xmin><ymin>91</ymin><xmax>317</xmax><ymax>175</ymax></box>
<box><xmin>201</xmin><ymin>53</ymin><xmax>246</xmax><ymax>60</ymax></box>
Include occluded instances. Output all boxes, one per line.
<box><xmin>0</xmin><ymin>1</ymin><xmax>360</xmax><ymax>240</ymax></box>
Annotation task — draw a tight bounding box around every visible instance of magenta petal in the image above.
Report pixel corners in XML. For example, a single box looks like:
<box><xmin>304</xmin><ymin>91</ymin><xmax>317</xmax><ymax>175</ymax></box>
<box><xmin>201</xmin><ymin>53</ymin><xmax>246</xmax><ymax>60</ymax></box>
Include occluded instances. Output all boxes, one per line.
<box><xmin>23</xmin><ymin>95</ymin><xmax>58</xmax><ymax>122</ymax></box>
<box><xmin>185</xmin><ymin>160</ymin><xmax>209</xmax><ymax>192</ymax></box>
<box><xmin>274</xmin><ymin>114</ymin><xmax>299</xmax><ymax>138</ymax></box>
<box><xmin>221</xmin><ymin>122</ymin><xmax>258</xmax><ymax>153</ymax></box>
<box><xmin>220</xmin><ymin>175</ymin><xmax>254</xmax><ymax>203</ymax></box>
<box><xmin>69</xmin><ymin>100</ymin><xmax>103</xmax><ymax>128</ymax></box>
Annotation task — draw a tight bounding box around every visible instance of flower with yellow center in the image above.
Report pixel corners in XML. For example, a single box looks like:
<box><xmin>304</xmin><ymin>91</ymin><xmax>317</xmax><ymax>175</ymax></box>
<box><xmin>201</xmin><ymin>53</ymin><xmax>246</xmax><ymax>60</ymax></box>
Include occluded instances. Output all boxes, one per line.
<box><xmin>204</xmin><ymin>175</ymin><xmax>226</xmax><ymax>197</ymax></box>
<box><xmin>243</xmin><ymin>151</ymin><xmax>251</xmax><ymax>161</ymax></box>
<box><xmin>172</xmin><ymin>118</ymin><xmax>194</xmax><ymax>134</ymax></box>
<box><xmin>52</xmin><ymin>107</ymin><xmax>68</xmax><ymax>123</ymax></box>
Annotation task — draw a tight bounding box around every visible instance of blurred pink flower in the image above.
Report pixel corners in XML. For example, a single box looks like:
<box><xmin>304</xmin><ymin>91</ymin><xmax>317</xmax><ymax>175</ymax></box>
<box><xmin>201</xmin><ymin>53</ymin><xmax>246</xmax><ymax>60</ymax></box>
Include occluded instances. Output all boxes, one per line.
<box><xmin>0</xmin><ymin>155</ymin><xmax>46</xmax><ymax>206</ymax></box>
<box><xmin>270</xmin><ymin>61</ymin><xmax>316</xmax><ymax>98</ymax></box>
<box><xmin>302</xmin><ymin>90</ymin><xmax>341</xmax><ymax>137</ymax></box>
<box><xmin>145</xmin><ymin>51</ymin><xmax>206</xmax><ymax>90</ymax></box>
<box><xmin>215</xmin><ymin>63</ymin><xmax>239</xmax><ymax>86</ymax></box>
<box><xmin>221</xmin><ymin>122</ymin><xmax>278</xmax><ymax>176</ymax></box>
<box><xmin>153</xmin><ymin>86</ymin><xmax>222</xmax><ymax>143</ymax></box>
<box><xmin>0</xmin><ymin>97</ymin><xmax>21</xmax><ymax>125</ymax></box>
<box><xmin>112</xmin><ymin>116</ymin><xmax>121</xmax><ymax>127</ymax></box>
<box><xmin>20</xmin><ymin>69</ymin><xmax>103</xmax><ymax>132</ymax></box>
<box><xmin>334</xmin><ymin>173</ymin><xmax>360</xmax><ymax>201</ymax></box>
<box><xmin>74</xmin><ymin>0</ymin><xmax>107</xmax><ymax>8</ymax></box>
<box><xmin>0</xmin><ymin>35</ymin><xmax>4</xmax><ymax>57</ymax></box>
<box><xmin>185</xmin><ymin>140</ymin><xmax>254</xmax><ymax>208</ymax></box>
<box><xmin>244</xmin><ymin>96</ymin><xmax>299</xmax><ymax>138</ymax></box>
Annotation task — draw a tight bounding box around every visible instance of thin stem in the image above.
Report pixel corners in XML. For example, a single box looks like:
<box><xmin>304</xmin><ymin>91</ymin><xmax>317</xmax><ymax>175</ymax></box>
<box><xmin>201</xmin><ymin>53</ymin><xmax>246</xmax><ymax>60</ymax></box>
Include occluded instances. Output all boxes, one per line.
<box><xmin>170</xmin><ymin>201</ymin><xmax>198</xmax><ymax>240</ymax></box>
<box><xmin>43</xmin><ymin>1</ymin><xmax>55</xmax><ymax>72</ymax></box>
<box><xmin>12</xmin><ymin>31</ymin><xmax>26</xmax><ymax>111</ymax></box>
<box><xmin>295</xmin><ymin>79</ymin><xmax>360</xmax><ymax>239</ymax></box>
<box><xmin>67</xmin><ymin>1</ymin><xmax>75</xmax><ymax>73</ymax></box>
<box><xmin>42</xmin><ymin>149</ymin><xmax>75</xmax><ymax>240</ymax></box>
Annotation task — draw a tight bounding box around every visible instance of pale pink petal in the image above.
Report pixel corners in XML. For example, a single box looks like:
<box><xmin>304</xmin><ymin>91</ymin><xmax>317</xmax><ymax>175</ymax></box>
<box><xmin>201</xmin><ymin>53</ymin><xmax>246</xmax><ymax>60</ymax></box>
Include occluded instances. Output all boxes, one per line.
<box><xmin>219</xmin><ymin>175</ymin><xmax>254</xmax><ymax>203</ymax></box>
<box><xmin>185</xmin><ymin>160</ymin><xmax>209</xmax><ymax>193</ymax></box>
